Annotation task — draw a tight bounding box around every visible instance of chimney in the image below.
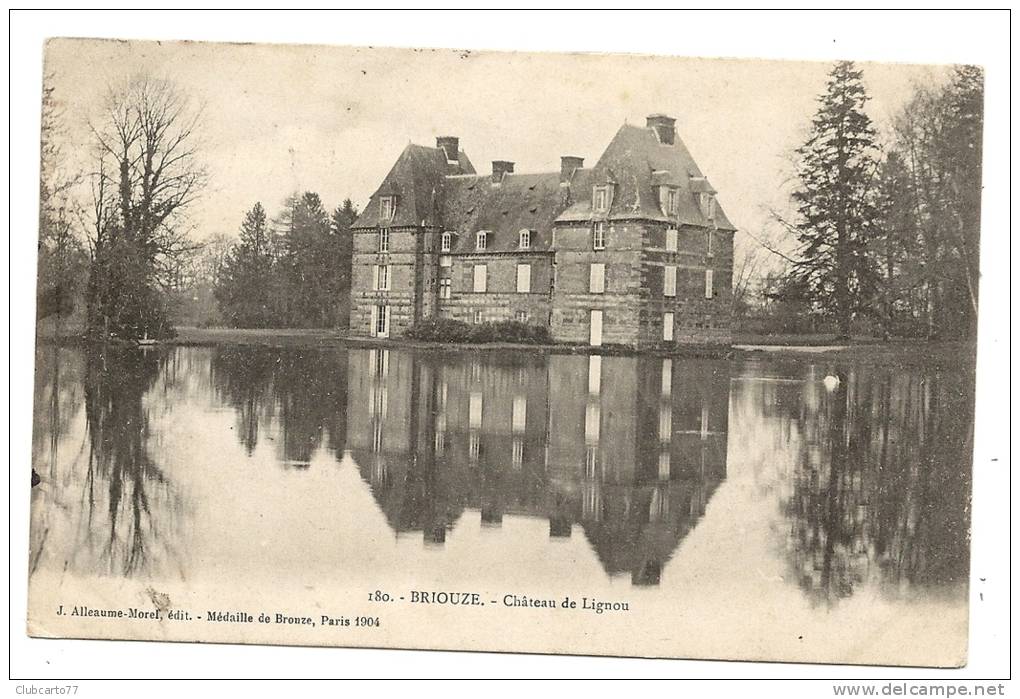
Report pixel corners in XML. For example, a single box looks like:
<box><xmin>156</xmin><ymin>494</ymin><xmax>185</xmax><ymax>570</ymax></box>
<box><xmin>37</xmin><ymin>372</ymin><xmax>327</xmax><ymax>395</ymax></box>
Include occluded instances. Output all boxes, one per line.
<box><xmin>646</xmin><ymin>114</ymin><xmax>676</xmax><ymax>145</ymax></box>
<box><xmin>559</xmin><ymin>156</ymin><xmax>584</xmax><ymax>184</ymax></box>
<box><xmin>491</xmin><ymin>160</ymin><xmax>515</xmax><ymax>183</ymax></box>
<box><xmin>436</xmin><ymin>136</ymin><xmax>459</xmax><ymax>163</ymax></box>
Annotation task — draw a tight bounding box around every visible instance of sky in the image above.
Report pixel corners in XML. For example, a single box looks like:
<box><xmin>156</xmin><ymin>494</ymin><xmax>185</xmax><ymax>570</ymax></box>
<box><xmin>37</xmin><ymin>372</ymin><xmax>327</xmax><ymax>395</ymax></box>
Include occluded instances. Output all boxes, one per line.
<box><xmin>44</xmin><ymin>38</ymin><xmax>952</xmax><ymax>259</ymax></box>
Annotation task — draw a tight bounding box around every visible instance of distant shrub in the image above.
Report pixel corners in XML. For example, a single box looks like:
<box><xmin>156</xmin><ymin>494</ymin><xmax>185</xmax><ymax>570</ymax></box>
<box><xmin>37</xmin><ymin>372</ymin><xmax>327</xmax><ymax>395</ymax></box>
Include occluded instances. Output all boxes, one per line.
<box><xmin>405</xmin><ymin>317</ymin><xmax>552</xmax><ymax>345</ymax></box>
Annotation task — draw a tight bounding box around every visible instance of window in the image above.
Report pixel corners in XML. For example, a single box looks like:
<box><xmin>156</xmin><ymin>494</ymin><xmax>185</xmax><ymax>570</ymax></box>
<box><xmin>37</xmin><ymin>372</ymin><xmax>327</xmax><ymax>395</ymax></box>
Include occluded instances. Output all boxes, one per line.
<box><xmin>589</xmin><ymin>263</ymin><xmax>605</xmax><ymax>294</ymax></box>
<box><xmin>664</xmin><ymin>265</ymin><xmax>676</xmax><ymax>297</ymax></box>
<box><xmin>702</xmin><ymin>193</ymin><xmax>716</xmax><ymax>219</ymax></box>
<box><xmin>592</xmin><ymin>221</ymin><xmax>606</xmax><ymax>250</ymax></box>
<box><xmin>666</xmin><ymin>228</ymin><xmax>678</xmax><ymax>252</ymax></box>
<box><xmin>380</xmin><ymin>196</ymin><xmax>395</xmax><ymax>221</ymax></box>
<box><xmin>664</xmin><ymin>187</ymin><xmax>679</xmax><ymax>215</ymax></box>
<box><xmin>593</xmin><ymin>186</ymin><xmax>612</xmax><ymax>212</ymax></box>
<box><xmin>439</xmin><ymin>255</ymin><xmax>453</xmax><ymax>268</ymax></box>
<box><xmin>515</xmin><ymin>310</ymin><xmax>528</xmax><ymax>323</ymax></box>
<box><xmin>663</xmin><ymin>312</ymin><xmax>674</xmax><ymax>342</ymax></box>
<box><xmin>473</xmin><ymin>309</ymin><xmax>483</xmax><ymax>324</ymax></box>
<box><xmin>439</xmin><ymin>277</ymin><xmax>451</xmax><ymax>299</ymax></box>
<box><xmin>473</xmin><ymin>264</ymin><xmax>487</xmax><ymax>293</ymax></box>
<box><xmin>707</xmin><ymin>229</ymin><xmax>715</xmax><ymax>257</ymax></box>
<box><xmin>441</xmin><ymin>231</ymin><xmax>452</xmax><ymax>252</ymax></box>
<box><xmin>519</xmin><ymin>229</ymin><xmax>531</xmax><ymax>249</ymax></box>
<box><xmin>378</xmin><ymin>228</ymin><xmax>389</xmax><ymax>253</ymax></box>
<box><xmin>516</xmin><ymin>264</ymin><xmax>531</xmax><ymax>293</ymax></box>
<box><xmin>372</xmin><ymin>305</ymin><xmax>389</xmax><ymax>337</ymax></box>
<box><xmin>705</xmin><ymin>269</ymin><xmax>714</xmax><ymax>299</ymax></box>
<box><xmin>476</xmin><ymin>231</ymin><xmax>487</xmax><ymax>251</ymax></box>
<box><xmin>372</xmin><ymin>264</ymin><xmax>390</xmax><ymax>291</ymax></box>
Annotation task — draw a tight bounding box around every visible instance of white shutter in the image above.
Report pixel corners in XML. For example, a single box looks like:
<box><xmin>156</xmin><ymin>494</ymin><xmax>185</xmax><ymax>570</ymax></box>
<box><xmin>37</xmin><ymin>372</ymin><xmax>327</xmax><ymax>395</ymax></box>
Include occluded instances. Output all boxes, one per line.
<box><xmin>370</xmin><ymin>306</ymin><xmax>379</xmax><ymax>336</ymax></box>
<box><xmin>663</xmin><ymin>312</ymin><xmax>674</xmax><ymax>341</ymax></box>
<box><xmin>473</xmin><ymin>264</ymin><xmax>487</xmax><ymax>293</ymax></box>
<box><xmin>705</xmin><ymin>269</ymin><xmax>714</xmax><ymax>299</ymax></box>
<box><xmin>589</xmin><ymin>263</ymin><xmax>605</xmax><ymax>294</ymax></box>
<box><xmin>664</xmin><ymin>266</ymin><xmax>677</xmax><ymax>297</ymax></box>
<box><xmin>666</xmin><ymin>228</ymin><xmax>678</xmax><ymax>252</ymax></box>
<box><xmin>372</xmin><ymin>265</ymin><xmax>379</xmax><ymax>291</ymax></box>
<box><xmin>516</xmin><ymin>264</ymin><xmax>531</xmax><ymax>293</ymax></box>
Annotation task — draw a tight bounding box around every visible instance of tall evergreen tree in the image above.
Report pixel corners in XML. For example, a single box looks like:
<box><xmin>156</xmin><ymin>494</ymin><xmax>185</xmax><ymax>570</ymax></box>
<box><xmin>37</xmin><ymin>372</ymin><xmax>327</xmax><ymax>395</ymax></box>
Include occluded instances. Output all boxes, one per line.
<box><xmin>328</xmin><ymin>199</ymin><xmax>358</xmax><ymax>328</ymax></box>
<box><xmin>788</xmin><ymin>61</ymin><xmax>881</xmax><ymax>338</ymax></box>
<box><xmin>215</xmin><ymin>203</ymin><xmax>277</xmax><ymax>327</ymax></box>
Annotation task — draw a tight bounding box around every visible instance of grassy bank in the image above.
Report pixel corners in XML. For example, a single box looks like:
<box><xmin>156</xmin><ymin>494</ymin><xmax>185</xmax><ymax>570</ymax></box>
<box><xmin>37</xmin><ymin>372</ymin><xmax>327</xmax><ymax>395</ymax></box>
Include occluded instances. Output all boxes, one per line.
<box><xmin>37</xmin><ymin>325</ymin><xmax>976</xmax><ymax>366</ymax></box>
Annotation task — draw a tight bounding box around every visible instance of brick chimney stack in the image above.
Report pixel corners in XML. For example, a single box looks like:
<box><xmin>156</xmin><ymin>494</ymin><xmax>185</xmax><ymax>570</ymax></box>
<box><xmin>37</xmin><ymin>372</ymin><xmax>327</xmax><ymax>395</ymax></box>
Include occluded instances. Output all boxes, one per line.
<box><xmin>436</xmin><ymin>136</ymin><xmax>459</xmax><ymax>163</ymax></box>
<box><xmin>559</xmin><ymin>156</ymin><xmax>584</xmax><ymax>184</ymax></box>
<box><xmin>646</xmin><ymin>114</ymin><xmax>676</xmax><ymax>145</ymax></box>
<box><xmin>491</xmin><ymin>160</ymin><xmax>515</xmax><ymax>183</ymax></box>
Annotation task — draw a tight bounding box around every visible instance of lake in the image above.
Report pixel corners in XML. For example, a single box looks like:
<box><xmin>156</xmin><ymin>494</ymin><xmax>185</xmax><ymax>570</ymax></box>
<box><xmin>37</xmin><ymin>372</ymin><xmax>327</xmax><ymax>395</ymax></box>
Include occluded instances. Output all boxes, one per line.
<box><xmin>27</xmin><ymin>343</ymin><xmax>974</xmax><ymax>665</ymax></box>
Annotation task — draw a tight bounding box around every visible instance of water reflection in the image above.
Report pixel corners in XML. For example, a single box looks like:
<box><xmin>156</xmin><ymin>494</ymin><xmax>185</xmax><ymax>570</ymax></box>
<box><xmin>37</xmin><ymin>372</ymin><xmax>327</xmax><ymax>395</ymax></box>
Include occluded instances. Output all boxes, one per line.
<box><xmin>345</xmin><ymin>351</ymin><xmax>729</xmax><ymax>584</ymax></box>
<box><xmin>732</xmin><ymin>364</ymin><xmax>972</xmax><ymax>604</ymax></box>
<box><xmin>30</xmin><ymin>344</ymin><xmax>973</xmax><ymax>600</ymax></box>
<box><xmin>31</xmin><ymin>346</ymin><xmax>186</xmax><ymax>579</ymax></box>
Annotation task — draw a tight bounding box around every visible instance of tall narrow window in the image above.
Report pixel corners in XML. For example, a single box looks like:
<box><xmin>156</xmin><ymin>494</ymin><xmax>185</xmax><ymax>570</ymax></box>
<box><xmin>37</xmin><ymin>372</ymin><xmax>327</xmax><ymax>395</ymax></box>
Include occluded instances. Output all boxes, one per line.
<box><xmin>476</xmin><ymin>231</ymin><xmax>487</xmax><ymax>250</ymax></box>
<box><xmin>374</xmin><ymin>305</ymin><xmax>389</xmax><ymax>337</ymax></box>
<box><xmin>704</xmin><ymin>269</ymin><xmax>714</xmax><ymax>299</ymax></box>
<box><xmin>516</xmin><ymin>264</ymin><xmax>531</xmax><ymax>293</ymax></box>
<box><xmin>589</xmin><ymin>263</ymin><xmax>605</xmax><ymax>294</ymax></box>
<box><xmin>666</xmin><ymin>228</ymin><xmax>678</xmax><ymax>252</ymax></box>
<box><xmin>667</xmin><ymin>188</ymin><xmax>679</xmax><ymax>215</ymax></box>
<box><xmin>439</xmin><ymin>277</ymin><xmax>451</xmax><ymax>299</ymax></box>
<box><xmin>663</xmin><ymin>312</ymin><xmax>674</xmax><ymax>341</ymax></box>
<box><xmin>592</xmin><ymin>222</ymin><xmax>606</xmax><ymax>250</ymax></box>
<box><xmin>378</xmin><ymin>227</ymin><xmax>389</xmax><ymax>253</ymax></box>
<box><xmin>707</xmin><ymin>229</ymin><xmax>715</xmax><ymax>257</ymax></box>
<box><xmin>380</xmin><ymin>196</ymin><xmax>395</xmax><ymax>221</ymax></box>
<box><xmin>593</xmin><ymin>186</ymin><xmax>611</xmax><ymax>212</ymax></box>
<box><xmin>441</xmin><ymin>231</ymin><xmax>452</xmax><ymax>252</ymax></box>
<box><xmin>519</xmin><ymin>229</ymin><xmax>531</xmax><ymax>249</ymax></box>
<box><xmin>473</xmin><ymin>264</ymin><xmax>487</xmax><ymax>293</ymax></box>
<box><xmin>374</xmin><ymin>264</ymin><xmax>390</xmax><ymax>291</ymax></box>
<box><xmin>664</xmin><ymin>265</ymin><xmax>677</xmax><ymax>297</ymax></box>
<box><xmin>473</xmin><ymin>309</ymin><xmax>483</xmax><ymax>324</ymax></box>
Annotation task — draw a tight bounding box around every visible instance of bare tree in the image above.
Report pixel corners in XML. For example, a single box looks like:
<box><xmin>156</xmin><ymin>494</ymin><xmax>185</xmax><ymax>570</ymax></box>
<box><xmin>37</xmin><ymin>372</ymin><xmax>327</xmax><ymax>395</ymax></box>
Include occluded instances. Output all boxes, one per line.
<box><xmin>84</xmin><ymin>75</ymin><xmax>207</xmax><ymax>339</ymax></box>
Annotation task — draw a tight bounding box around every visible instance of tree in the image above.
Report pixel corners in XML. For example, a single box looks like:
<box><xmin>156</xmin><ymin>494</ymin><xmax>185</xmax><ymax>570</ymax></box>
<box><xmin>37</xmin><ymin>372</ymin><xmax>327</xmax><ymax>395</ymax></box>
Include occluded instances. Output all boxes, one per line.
<box><xmin>888</xmin><ymin>65</ymin><xmax>983</xmax><ymax>339</ymax></box>
<box><xmin>215</xmin><ymin>203</ymin><xmax>277</xmax><ymax>327</ymax></box>
<box><xmin>83</xmin><ymin>75</ymin><xmax>206</xmax><ymax>339</ymax></box>
<box><xmin>785</xmin><ymin>61</ymin><xmax>882</xmax><ymax>339</ymax></box>
<box><xmin>37</xmin><ymin>80</ymin><xmax>86</xmax><ymax>322</ymax></box>
<box><xmin>328</xmin><ymin>199</ymin><xmax>358</xmax><ymax>328</ymax></box>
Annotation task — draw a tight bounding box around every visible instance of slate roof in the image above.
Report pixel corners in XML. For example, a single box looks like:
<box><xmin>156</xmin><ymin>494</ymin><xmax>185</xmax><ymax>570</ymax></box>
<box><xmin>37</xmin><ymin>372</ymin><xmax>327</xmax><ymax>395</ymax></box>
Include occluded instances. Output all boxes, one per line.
<box><xmin>353</xmin><ymin>120</ymin><xmax>736</xmax><ymax>237</ymax></box>
<box><xmin>353</xmin><ymin>144</ymin><xmax>475</xmax><ymax>229</ymax></box>
<box><xmin>438</xmin><ymin>169</ymin><xmax>592</xmax><ymax>253</ymax></box>
<box><xmin>555</xmin><ymin>124</ymin><xmax>736</xmax><ymax>231</ymax></box>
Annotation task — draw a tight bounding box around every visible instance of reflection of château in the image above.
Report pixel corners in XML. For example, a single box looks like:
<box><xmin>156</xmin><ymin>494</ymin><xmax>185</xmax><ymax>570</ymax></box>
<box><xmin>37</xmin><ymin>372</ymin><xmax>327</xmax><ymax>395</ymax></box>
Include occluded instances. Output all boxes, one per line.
<box><xmin>346</xmin><ymin>349</ymin><xmax>730</xmax><ymax>586</ymax></box>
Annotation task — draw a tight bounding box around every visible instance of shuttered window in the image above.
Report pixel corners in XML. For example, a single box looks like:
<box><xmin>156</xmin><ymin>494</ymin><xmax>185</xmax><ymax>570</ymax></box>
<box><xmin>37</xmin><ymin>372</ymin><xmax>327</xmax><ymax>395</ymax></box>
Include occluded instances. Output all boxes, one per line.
<box><xmin>664</xmin><ymin>265</ymin><xmax>676</xmax><ymax>297</ymax></box>
<box><xmin>516</xmin><ymin>264</ymin><xmax>531</xmax><ymax>293</ymax></box>
<box><xmin>589</xmin><ymin>263</ymin><xmax>605</xmax><ymax>294</ymax></box>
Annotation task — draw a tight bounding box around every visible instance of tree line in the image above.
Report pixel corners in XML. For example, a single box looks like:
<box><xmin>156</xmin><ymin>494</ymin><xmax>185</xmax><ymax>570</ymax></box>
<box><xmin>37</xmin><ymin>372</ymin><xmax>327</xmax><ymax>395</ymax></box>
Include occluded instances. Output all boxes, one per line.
<box><xmin>757</xmin><ymin>60</ymin><xmax>983</xmax><ymax>341</ymax></box>
<box><xmin>36</xmin><ymin>73</ymin><xmax>359</xmax><ymax>339</ymax></box>
<box><xmin>213</xmin><ymin>195</ymin><xmax>357</xmax><ymax>329</ymax></box>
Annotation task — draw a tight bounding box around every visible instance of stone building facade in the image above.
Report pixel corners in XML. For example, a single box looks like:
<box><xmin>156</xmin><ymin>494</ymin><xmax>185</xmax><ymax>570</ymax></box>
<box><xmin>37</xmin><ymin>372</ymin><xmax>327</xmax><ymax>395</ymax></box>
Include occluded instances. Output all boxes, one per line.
<box><xmin>350</xmin><ymin>114</ymin><xmax>736</xmax><ymax>347</ymax></box>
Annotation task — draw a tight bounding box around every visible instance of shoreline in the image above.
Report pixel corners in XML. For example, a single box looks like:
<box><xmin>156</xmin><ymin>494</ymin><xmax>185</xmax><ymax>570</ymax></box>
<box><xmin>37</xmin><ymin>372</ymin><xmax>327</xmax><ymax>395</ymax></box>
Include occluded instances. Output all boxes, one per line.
<box><xmin>35</xmin><ymin>325</ymin><xmax>977</xmax><ymax>365</ymax></box>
